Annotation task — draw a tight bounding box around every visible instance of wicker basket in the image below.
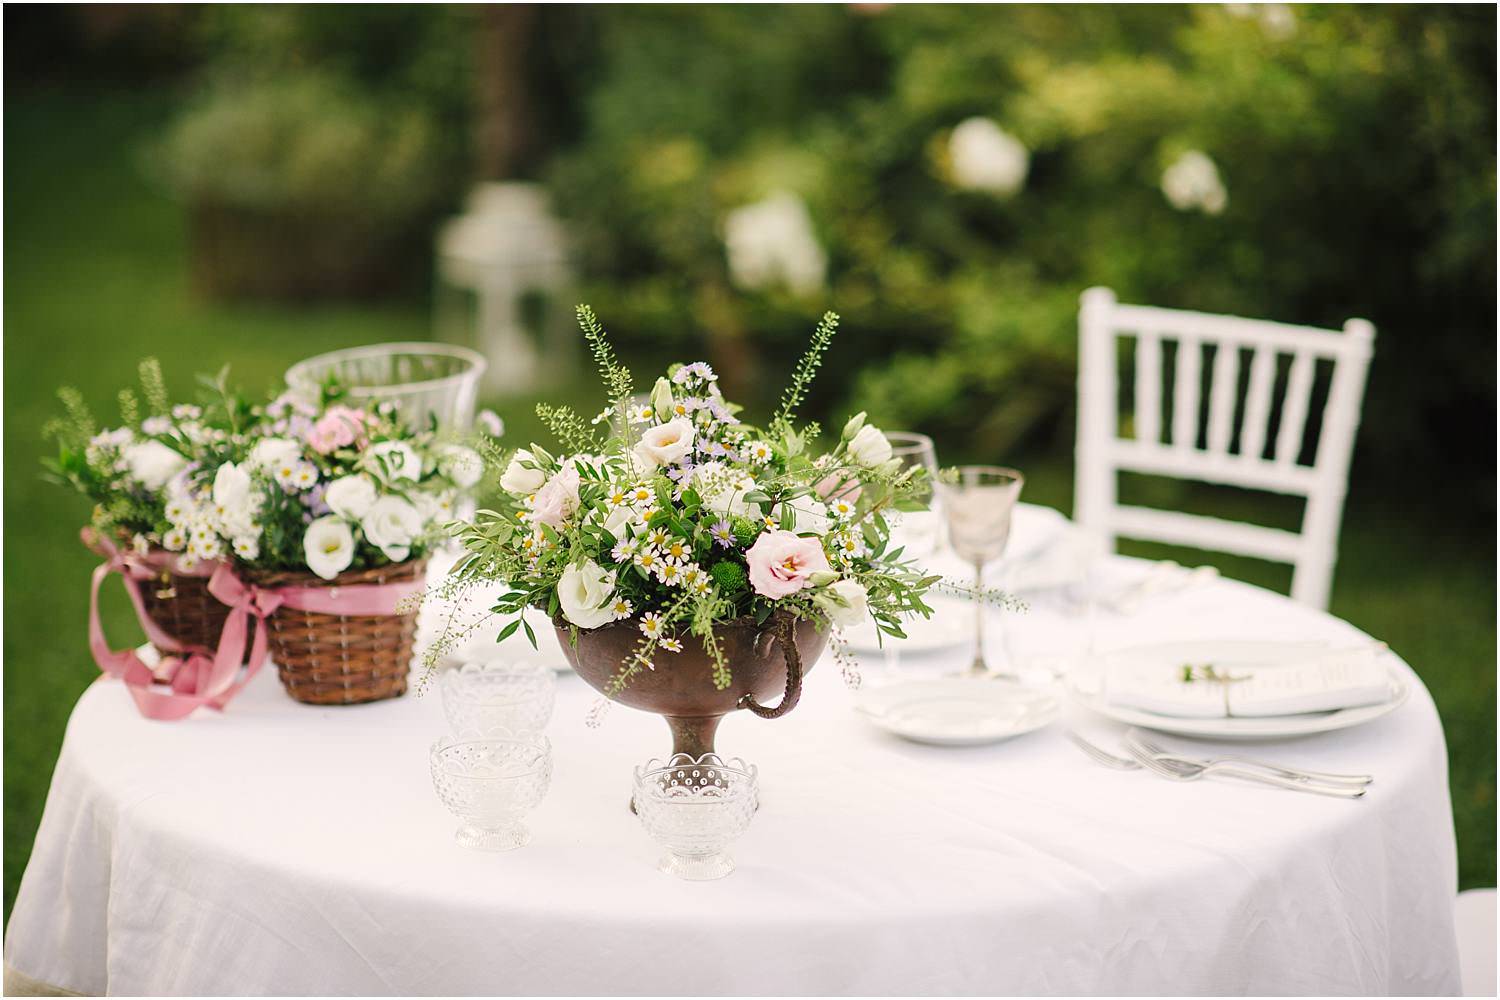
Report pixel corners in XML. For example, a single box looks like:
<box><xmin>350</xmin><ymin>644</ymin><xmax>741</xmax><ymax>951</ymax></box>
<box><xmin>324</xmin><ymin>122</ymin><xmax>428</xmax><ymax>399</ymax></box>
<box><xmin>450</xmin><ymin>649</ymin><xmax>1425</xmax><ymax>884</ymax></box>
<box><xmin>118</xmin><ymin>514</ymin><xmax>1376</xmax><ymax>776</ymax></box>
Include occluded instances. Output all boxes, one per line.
<box><xmin>137</xmin><ymin>563</ymin><xmax>235</xmax><ymax>654</ymax></box>
<box><xmin>246</xmin><ymin>560</ymin><xmax>426</xmax><ymax>706</ymax></box>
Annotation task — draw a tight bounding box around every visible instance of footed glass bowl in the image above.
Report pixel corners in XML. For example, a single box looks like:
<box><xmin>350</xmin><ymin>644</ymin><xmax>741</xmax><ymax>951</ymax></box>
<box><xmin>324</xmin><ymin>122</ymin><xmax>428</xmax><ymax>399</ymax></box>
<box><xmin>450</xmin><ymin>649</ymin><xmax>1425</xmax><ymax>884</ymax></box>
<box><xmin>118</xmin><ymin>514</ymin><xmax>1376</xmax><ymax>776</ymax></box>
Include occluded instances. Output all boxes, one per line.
<box><xmin>285</xmin><ymin>342</ymin><xmax>485</xmax><ymax>431</ymax></box>
<box><xmin>439</xmin><ymin>661</ymin><xmax>556</xmax><ymax>733</ymax></box>
<box><xmin>430</xmin><ymin>730</ymin><xmax>551</xmax><ymax>851</ymax></box>
<box><xmin>633</xmin><ymin>754</ymin><xmax>758</xmax><ymax>880</ymax></box>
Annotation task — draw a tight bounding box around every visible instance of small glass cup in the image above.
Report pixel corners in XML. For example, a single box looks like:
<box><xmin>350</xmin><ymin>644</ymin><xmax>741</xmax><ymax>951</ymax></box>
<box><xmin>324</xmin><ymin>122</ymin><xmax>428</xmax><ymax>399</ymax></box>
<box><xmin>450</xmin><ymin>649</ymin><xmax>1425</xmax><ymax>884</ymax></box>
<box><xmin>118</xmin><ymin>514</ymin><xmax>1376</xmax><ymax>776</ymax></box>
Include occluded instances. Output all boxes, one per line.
<box><xmin>885</xmin><ymin>431</ymin><xmax>943</xmax><ymax>560</ymax></box>
<box><xmin>633</xmin><ymin>754</ymin><xmax>758</xmax><ymax>881</ymax></box>
<box><xmin>430</xmin><ymin>730</ymin><xmax>552</xmax><ymax>851</ymax></box>
<box><xmin>439</xmin><ymin>660</ymin><xmax>556</xmax><ymax>733</ymax></box>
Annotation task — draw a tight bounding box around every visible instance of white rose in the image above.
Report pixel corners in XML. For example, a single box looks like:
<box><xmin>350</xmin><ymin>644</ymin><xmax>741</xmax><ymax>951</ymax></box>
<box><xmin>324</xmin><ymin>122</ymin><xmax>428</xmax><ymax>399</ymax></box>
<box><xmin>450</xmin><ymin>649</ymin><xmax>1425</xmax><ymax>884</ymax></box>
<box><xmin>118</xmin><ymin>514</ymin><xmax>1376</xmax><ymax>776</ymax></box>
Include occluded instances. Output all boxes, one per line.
<box><xmin>632</xmin><ymin>417</ymin><xmax>696</xmax><ymax>468</ymax></box>
<box><xmin>324</xmin><ymin>475</ymin><xmax>377</xmax><ymax>520</ymax></box>
<box><xmin>122</xmin><ymin>441</ymin><xmax>187</xmax><ymax>491</ymax></box>
<box><xmin>847</xmin><ymin>425</ymin><xmax>893</xmax><ymax>466</ymax></box>
<box><xmin>212</xmin><ymin>462</ymin><xmax>254</xmax><ymax>523</ymax></box>
<box><xmin>247</xmin><ymin>437</ymin><xmax>303</xmax><ymax>471</ymax></box>
<box><xmin>366</xmin><ymin>440</ymin><xmax>421</xmax><ymax>482</ymax></box>
<box><xmin>704</xmin><ymin>473</ymin><xmax>759</xmax><ymax>517</ymax></box>
<box><xmin>776</xmin><ymin>496</ymin><xmax>832</xmax><ymax>536</ymax></box>
<box><xmin>500</xmin><ymin>449</ymin><xmax>547</xmax><ymax>494</ymax></box>
<box><xmin>361</xmin><ymin>496</ymin><xmax>424</xmax><ymax>562</ymax></box>
<box><xmin>602</xmin><ymin>505</ymin><xmax>635</xmax><ymax>540</ymax></box>
<box><xmin>947</xmin><ymin>117</ymin><xmax>1029</xmax><ymax>196</ymax></box>
<box><xmin>814</xmin><ymin>579</ymin><xmax>869</xmax><ymax>627</ymax></box>
<box><xmin>557</xmin><ymin>560</ymin><xmax>618</xmax><ymax>629</ymax></box>
<box><xmin>530</xmin><ymin>464</ymin><xmax>580</xmax><ymax>529</ymax></box>
<box><xmin>303</xmin><ymin>516</ymin><xmax>355</xmax><ymax>580</ymax></box>
<box><xmin>437</xmin><ymin>444</ymin><xmax>484</xmax><ymax>488</ymax></box>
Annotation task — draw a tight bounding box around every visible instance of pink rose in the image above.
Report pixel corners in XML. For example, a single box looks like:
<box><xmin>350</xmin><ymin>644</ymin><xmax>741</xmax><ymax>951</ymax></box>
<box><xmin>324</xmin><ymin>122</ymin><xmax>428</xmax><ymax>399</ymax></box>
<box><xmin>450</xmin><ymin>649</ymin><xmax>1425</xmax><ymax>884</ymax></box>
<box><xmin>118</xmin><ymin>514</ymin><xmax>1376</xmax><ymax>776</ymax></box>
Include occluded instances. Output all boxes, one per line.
<box><xmin>306</xmin><ymin>406</ymin><xmax>368</xmax><ymax>455</ymax></box>
<box><xmin>530</xmin><ymin>464</ymin><xmax>580</xmax><ymax>528</ymax></box>
<box><xmin>813</xmin><ymin>473</ymin><xmax>862</xmax><ymax>505</ymax></box>
<box><xmin>745</xmin><ymin>530</ymin><xmax>832</xmax><ymax>599</ymax></box>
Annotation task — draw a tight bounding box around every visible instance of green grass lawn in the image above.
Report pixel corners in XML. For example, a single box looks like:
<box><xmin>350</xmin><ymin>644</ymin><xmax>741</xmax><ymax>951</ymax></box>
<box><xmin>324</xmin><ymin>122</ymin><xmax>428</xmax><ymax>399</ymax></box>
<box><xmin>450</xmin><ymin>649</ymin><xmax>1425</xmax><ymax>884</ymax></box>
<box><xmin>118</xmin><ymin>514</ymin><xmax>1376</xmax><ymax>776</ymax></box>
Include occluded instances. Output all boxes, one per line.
<box><xmin>4</xmin><ymin>87</ymin><xmax>1494</xmax><ymax>920</ymax></box>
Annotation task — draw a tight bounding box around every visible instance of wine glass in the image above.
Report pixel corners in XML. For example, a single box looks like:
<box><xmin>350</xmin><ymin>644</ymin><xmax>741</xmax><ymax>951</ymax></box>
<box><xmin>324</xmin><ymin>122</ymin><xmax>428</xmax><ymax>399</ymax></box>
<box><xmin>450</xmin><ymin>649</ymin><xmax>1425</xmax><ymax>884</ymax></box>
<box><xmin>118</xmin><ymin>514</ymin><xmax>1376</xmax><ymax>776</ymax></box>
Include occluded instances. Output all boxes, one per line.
<box><xmin>938</xmin><ymin>466</ymin><xmax>1024</xmax><ymax>678</ymax></box>
<box><xmin>884</xmin><ymin>432</ymin><xmax>942</xmax><ymax>560</ymax></box>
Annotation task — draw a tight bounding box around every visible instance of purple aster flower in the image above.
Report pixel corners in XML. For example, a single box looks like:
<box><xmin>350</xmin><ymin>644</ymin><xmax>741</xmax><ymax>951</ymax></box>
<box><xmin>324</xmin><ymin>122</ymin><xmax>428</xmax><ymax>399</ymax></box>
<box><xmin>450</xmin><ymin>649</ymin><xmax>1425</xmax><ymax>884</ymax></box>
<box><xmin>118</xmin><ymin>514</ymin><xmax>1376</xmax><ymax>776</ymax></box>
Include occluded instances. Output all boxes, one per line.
<box><xmin>709</xmin><ymin>520</ymin><xmax>735</xmax><ymax>549</ymax></box>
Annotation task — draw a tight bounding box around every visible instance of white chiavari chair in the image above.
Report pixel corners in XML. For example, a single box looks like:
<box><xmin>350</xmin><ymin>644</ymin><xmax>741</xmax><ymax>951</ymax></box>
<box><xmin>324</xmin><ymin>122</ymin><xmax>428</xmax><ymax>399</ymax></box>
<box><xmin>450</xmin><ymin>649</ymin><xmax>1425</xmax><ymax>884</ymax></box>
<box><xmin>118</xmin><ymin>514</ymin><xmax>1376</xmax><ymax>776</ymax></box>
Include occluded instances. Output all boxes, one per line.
<box><xmin>1074</xmin><ymin>286</ymin><xmax>1375</xmax><ymax>610</ymax></box>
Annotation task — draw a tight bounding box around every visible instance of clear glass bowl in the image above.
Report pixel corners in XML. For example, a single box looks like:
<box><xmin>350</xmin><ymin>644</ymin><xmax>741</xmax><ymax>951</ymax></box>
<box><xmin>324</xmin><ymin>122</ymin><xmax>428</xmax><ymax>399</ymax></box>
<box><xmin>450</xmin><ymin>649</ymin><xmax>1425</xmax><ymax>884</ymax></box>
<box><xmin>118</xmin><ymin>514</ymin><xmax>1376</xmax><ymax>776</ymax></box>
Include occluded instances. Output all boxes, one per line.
<box><xmin>285</xmin><ymin>342</ymin><xmax>486</xmax><ymax>431</ymax></box>
<box><xmin>439</xmin><ymin>661</ymin><xmax>556</xmax><ymax>733</ymax></box>
<box><xmin>429</xmin><ymin>730</ymin><xmax>551</xmax><ymax>851</ymax></box>
<box><xmin>633</xmin><ymin>753</ymin><xmax>759</xmax><ymax>880</ymax></box>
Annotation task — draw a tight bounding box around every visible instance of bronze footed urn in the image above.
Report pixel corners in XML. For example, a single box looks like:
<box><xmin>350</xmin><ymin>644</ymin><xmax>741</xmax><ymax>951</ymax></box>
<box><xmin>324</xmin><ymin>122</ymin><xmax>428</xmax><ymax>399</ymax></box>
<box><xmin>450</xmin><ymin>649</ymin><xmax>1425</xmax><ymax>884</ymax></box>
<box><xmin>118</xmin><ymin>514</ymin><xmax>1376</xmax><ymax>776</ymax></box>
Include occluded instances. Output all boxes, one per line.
<box><xmin>557</xmin><ymin>611</ymin><xmax>826</xmax><ymax>758</ymax></box>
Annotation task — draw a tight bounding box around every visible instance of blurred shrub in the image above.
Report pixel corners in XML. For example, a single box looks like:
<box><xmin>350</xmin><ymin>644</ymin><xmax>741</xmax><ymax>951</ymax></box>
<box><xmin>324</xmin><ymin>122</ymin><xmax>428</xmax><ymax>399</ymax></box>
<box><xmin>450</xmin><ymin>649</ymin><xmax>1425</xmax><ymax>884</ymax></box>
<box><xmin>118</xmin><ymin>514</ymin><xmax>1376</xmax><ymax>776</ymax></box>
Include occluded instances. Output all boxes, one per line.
<box><xmin>546</xmin><ymin>5</ymin><xmax>1495</xmax><ymax>496</ymax></box>
<box><xmin>153</xmin><ymin>6</ymin><xmax>478</xmax><ymax>300</ymax></box>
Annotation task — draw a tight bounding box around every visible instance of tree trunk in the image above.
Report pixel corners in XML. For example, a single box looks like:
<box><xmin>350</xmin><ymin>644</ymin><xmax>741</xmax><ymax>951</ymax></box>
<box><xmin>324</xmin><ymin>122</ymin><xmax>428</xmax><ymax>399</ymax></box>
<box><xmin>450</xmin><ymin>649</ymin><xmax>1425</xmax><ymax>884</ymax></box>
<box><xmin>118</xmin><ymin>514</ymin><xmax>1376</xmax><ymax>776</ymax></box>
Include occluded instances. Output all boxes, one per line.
<box><xmin>475</xmin><ymin>4</ymin><xmax>537</xmax><ymax>179</ymax></box>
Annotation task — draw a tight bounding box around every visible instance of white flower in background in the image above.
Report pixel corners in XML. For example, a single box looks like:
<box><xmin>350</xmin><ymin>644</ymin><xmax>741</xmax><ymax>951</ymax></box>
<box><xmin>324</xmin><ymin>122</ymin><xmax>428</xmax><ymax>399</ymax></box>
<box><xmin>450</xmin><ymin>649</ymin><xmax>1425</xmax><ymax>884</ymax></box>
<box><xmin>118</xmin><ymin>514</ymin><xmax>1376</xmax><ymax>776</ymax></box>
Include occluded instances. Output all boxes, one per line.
<box><xmin>813</xmin><ymin>578</ymin><xmax>870</xmax><ymax>627</ymax></box>
<box><xmin>212</xmin><ymin>462</ymin><xmax>256</xmax><ymax>534</ymax></box>
<box><xmin>947</xmin><ymin>117</ymin><xmax>1030</xmax><ymax>196</ymax></box>
<box><xmin>650</xmin><ymin>377</ymin><xmax>676</xmax><ymax>422</ymax></box>
<box><xmin>530</xmin><ymin>463</ymin><xmax>581</xmax><ymax>528</ymax></box>
<box><xmin>247</xmin><ymin>437</ymin><xmax>303</xmax><ymax>471</ymax></box>
<box><xmin>436</xmin><ymin>444</ymin><xmax>484</xmax><ymax>488</ymax></box>
<box><xmin>703</xmin><ymin>473</ymin><xmax>759</xmax><ymax>517</ymax></box>
<box><xmin>366</xmin><ymin>440</ymin><xmax>421</xmax><ymax>482</ymax></box>
<box><xmin>304</xmin><ymin>515</ymin><xmax>355</xmax><ymax>580</ymax></box>
<box><xmin>141</xmin><ymin>415</ymin><xmax>172</xmax><ymax>436</ymax></box>
<box><xmin>602</xmin><ymin>505</ymin><xmax>635</xmax><ymax>540</ymax></box>
<box><xmin>1224</xmin><ymin>3</ymin><xmax>1295</xmax><ymax>38</ymax></box>
<box><xmin>162</xmin><ymin>527</ymin><xmax>187</xmax><ymax>552</ymax></box>
<box><xmin>1161</xmin><ymin>150</ymin><xmax>1228</xmax><ymax>215</ymax></box>
<box><xmin>122</xmin><ymin>441</ymin><xmax>187</xmax><ymax>491</ymax></box>
<box><xmin>745</xmin><ymin>440</ymin><xmax>774</xmax><ymax>464</ymax></box>
<box><xmin>500</xmin><ymin>449</ymin><xmax>547</xmax><ymax>494</ymax></box>
<box><xmin>632</xmin><ymin>417</ymin><xmax>696</xmax><ymax>468</ymax></box>
<box><xmin>325</xmin><ymin>475</ymin><xmax>378</xmax><ymax>520</ymax></box>
<box><xmin>164</xmin><ymin>496</ymin><xmax>193</xmax><ymax>526</ymax></box>
<box><xmin>775</xmin><ymin>496</ymin><xmax>832</xmax><ymax>536</ymax></box>
<box><xmin>557</xmin><ymin>560</ymin><xmax>619</xmax><ymax>629</ymax></box>
<box><xmin>477</xmin><ymin>409</ymin><xmax>505</xmax><ymax>437</ymax></box>
<box><xmin>362</xmin><ymin>496</ymin><xmax>424</xmax><ymax>562</ymax></box>
<box><xmin>847</xmin><ymin>423</ymin><xmax>893</xmax><ymax>466</ymax></box>
<box><xmin>723</xmin><ymin>191</ymin><xmax>827</xmax><ymax>297</ymax></box>
<box><xmin>232</xmin><ymin>535</ymin><xmax>260</xmax><ymax>561</ymax></box>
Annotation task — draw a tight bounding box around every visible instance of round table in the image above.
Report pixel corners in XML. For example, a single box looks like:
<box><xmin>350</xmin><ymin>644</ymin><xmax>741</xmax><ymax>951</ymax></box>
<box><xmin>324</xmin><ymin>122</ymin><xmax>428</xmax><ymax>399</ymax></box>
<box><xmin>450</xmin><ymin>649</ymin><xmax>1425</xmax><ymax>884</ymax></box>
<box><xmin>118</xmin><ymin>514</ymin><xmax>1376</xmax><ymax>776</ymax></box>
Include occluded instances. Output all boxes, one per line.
<box><xmin>5</xmin><ymin>522</ymin><xmax>1462</xmax><ymax>995</ymax></box>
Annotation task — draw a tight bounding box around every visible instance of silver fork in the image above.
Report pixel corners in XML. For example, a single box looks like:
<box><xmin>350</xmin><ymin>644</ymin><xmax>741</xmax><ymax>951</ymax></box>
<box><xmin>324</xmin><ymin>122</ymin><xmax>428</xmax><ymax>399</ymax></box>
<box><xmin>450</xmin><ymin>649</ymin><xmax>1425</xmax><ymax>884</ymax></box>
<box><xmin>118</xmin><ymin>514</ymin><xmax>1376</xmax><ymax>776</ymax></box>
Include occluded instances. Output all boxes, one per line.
<box><xmin>1128</xmin><ymin>730</ymin><xmax>1373</xmax><ymax>786</ymax></box>
<box><xmin>1121</xmin><ymin>731</ymin><xmax>1366</xmax><ymax>798</ymax></box>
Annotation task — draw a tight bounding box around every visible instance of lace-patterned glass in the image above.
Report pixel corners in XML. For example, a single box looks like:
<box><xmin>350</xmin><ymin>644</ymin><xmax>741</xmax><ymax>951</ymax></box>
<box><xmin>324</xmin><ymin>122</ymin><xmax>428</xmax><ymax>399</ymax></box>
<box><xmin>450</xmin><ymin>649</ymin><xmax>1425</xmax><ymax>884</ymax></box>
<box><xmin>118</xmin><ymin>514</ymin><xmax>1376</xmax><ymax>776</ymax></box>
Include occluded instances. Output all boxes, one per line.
<box><xmin>633</xmin><ymin>753</ymin><xmax>758</xmax><ymax>881</ymax></box>
<box><xmin>439</xmin><ymin>661</ymin><xmax>556</xmax><ymax>733</ymax></box>
<box><xmin>429</xmin><ymin>730</ymin><xmax>551</xmax><ymax>851</ymax></box>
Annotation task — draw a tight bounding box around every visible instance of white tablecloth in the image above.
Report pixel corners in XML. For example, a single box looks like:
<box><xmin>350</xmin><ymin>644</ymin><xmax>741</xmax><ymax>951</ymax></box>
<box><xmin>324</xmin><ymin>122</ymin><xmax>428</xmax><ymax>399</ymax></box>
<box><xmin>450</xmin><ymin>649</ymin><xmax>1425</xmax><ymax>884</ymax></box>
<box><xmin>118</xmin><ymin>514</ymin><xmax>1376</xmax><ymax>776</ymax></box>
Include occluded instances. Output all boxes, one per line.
<box><xmin>5</xmin><ymin>517</ymin><xmax>1461</xmax><ymax>996</ymax></box>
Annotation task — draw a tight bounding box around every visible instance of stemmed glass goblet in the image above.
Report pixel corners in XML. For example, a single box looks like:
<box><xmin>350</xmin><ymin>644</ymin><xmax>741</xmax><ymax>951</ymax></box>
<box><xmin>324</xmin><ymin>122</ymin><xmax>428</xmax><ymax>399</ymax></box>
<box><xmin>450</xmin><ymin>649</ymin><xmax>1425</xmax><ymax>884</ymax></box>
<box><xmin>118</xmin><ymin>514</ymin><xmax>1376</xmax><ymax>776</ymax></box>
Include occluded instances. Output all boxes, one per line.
<box><xmin>938</xmin><ymin>466</ymin><xmax>1024</xmax><ymax>678</ymax></box>
<box><xmin>884</xmin><ymin>432</ymin><xmax>942</xmax><ymax>560</ymax></box>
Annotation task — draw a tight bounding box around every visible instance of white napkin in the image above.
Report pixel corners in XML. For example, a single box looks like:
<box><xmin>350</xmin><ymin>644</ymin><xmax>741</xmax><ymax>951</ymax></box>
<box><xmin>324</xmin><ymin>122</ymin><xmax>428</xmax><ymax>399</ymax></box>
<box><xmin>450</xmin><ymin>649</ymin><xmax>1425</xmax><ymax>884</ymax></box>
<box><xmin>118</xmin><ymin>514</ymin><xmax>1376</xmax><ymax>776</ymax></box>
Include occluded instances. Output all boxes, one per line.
<box><xmin>1104</xmin><ymin>648</ymin><xmax>1390</xmax><ymax>718</ymax></box>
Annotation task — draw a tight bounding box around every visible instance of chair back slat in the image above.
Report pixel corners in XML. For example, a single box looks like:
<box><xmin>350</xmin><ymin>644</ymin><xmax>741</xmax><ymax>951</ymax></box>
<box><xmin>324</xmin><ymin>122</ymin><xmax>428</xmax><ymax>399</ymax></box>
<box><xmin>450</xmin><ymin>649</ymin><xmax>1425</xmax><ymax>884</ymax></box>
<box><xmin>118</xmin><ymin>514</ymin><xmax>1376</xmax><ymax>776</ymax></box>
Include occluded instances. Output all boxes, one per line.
<box><xmin>1238</xmin><ymin>345</ymin><xmax>1278</xmax><ymax>461</ymax></box>
<box><xmin>1275</xmin><ymin>350</ymin><xmax>1317</xmax><ymax>466</ymax></box>
<box><xmin>1074</xmin><ymin>287</ymin><xmax>1375</xmax><ymax>610</ymax></box>
<box><xmin>1133</xmin><ymin>332</ymin><xmax>1162</xmax><ymax>445</ymax></box>
<box><xmin>1206</xmin><ymin>343</ymin><xmax>1241</xmax><ymax>455</ymax></box>
<box><xmin>1171</xmin><ymin>336</ymin><xmax>1201</xmax><ymax>451</ymax></box>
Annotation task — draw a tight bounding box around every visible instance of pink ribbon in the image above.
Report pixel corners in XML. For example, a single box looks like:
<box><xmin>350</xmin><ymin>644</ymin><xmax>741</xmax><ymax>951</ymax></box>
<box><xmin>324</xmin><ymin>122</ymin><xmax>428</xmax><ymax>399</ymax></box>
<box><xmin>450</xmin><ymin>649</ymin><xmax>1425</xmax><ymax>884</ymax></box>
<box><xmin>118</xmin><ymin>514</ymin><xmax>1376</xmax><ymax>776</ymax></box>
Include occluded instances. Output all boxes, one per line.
<box><xmin>82</xmin><ymin>527</ymin><xmax>426</xmax><ymax>721</ymax></box>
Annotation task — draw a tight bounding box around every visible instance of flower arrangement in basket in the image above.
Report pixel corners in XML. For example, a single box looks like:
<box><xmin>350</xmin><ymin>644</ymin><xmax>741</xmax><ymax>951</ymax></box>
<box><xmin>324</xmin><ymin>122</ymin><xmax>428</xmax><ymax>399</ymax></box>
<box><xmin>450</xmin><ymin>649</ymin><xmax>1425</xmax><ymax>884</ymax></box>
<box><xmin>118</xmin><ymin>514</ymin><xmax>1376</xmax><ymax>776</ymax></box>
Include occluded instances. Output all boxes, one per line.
<box><xmin>45</xmin><ymin>362</ymin><xmax>259</xmax><ymax>718</ymax></box>
<box><xmin>438</xmin><ymin>306</ymin><xmax>937</xmax><ymax>758</ymax></box>
<box><xmin>204</xmin><ymin>388</ymin><xmax>488</xmax><ymax>705</ymax></box>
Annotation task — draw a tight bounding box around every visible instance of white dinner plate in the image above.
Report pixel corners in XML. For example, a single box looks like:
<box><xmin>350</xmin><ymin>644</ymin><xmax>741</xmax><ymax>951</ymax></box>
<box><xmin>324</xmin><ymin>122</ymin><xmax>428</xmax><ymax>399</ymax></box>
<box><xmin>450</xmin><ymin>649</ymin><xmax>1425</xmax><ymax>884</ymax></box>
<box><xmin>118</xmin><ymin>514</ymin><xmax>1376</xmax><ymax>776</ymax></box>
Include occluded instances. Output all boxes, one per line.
<box><xmin>855</xmin><ymin>678</ymin><xmax>1061</xmax><ymax>746</ymax></box>
<box><xmin>840</xmin><ymin>594</ymin><xmax>977</xmax><ymax>656</ymax></box>
<box><xmin>1067</xmin><ymin>640</ymin><xmax>1410</xmax><ymax>740</ymax></box>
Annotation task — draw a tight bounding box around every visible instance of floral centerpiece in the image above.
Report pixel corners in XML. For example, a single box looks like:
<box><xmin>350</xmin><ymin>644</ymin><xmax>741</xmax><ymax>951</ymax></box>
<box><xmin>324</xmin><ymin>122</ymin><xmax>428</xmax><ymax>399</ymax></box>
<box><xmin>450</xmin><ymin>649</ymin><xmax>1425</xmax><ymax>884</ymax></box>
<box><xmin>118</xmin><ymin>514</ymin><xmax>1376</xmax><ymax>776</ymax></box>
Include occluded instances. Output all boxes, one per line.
<box><xmin>205</xmin><ymin>388</ymin><xmax>487</xmax><ymax>705</ymax></box>
<box><xmin>45</xmin><ymin>361</ymin><xmax>251</xmax><ymax>656</ymax></box>
<box><xmin>441</xmin><ymin>306</ymin><xmax>936</xmax><ymax>757</ymax></box>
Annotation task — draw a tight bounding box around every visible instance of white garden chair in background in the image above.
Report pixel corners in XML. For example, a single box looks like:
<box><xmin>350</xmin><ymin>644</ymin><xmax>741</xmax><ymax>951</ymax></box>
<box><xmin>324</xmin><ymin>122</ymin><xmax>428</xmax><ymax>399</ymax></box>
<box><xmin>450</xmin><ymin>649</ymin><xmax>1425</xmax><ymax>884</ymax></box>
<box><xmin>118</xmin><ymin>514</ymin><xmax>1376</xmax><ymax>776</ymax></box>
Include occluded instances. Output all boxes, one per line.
<box><xmin>1073</xmin><ymin>286</ymin><xmax>1375</xmax><ymax>610</ymax></box>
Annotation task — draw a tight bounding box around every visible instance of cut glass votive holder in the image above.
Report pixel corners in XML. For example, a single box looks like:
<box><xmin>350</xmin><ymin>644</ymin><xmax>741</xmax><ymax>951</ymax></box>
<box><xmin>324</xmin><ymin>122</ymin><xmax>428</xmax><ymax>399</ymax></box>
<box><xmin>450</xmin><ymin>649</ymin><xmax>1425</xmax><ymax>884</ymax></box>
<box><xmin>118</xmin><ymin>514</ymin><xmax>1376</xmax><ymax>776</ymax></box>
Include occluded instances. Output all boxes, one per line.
<box><xmin>430</xmin><ymin>729</ymin><xmax>551</xmax><ymax>851</ymax></box>
<box><xmin>439</xmin><ymin>660</ymin><xmax>556</xmax><ymax>733</ymax></box>
<box><xmin>633</xmin><ymin>753</ymin><xmax>759</xmax><ymax>881</ymax></box>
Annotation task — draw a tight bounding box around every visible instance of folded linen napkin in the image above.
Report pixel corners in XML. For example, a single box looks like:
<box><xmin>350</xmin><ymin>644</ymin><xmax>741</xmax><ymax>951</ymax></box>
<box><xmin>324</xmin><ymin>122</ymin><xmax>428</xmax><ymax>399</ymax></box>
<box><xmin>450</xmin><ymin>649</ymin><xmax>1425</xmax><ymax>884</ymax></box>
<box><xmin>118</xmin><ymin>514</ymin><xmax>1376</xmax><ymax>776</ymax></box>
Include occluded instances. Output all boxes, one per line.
<box><xmin>1104</xmin><ymin>647</ymin><xmax>1390</xmax><ymax>718</ymax></box>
